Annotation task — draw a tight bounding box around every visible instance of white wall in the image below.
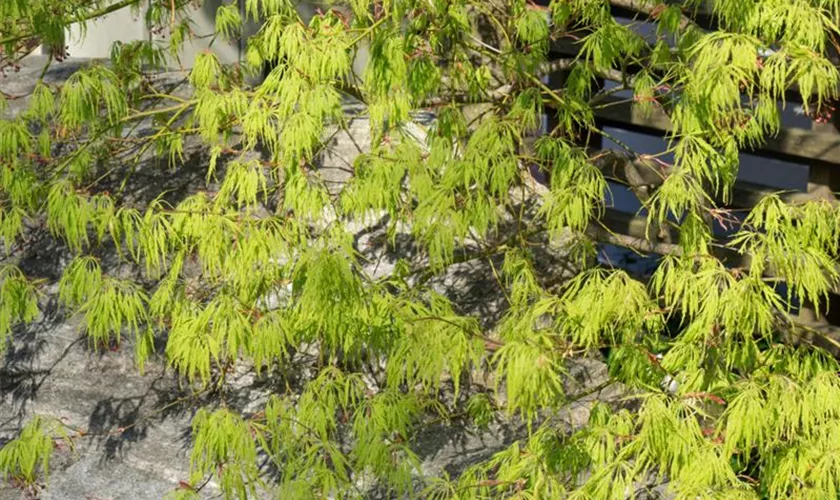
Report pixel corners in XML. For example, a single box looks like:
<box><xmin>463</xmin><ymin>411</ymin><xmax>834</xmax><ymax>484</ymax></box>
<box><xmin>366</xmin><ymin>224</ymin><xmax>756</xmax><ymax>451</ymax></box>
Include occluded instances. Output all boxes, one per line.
<box><xmin>55</xmin><ymin>1</ymin><xmax>341</xmax><ymax>68</ymax></box>
<box><xmin>151</xmin><ymin>0</ymin><xmax>243</xmax><ymax>69</ymax></box>
<box><xmin>57</xmin><ymin>0</ymin><xmax>250</xmax><ymax>66</ymax></box>
<box><xmin>65</xmin><ymin>4</ymin><xmax>148</xmax><ymax>59</ymax></box>
<box><xmin>43</xmin><ymin>0</ymin><xmax>369</xmax><ymax>84</ymax></box>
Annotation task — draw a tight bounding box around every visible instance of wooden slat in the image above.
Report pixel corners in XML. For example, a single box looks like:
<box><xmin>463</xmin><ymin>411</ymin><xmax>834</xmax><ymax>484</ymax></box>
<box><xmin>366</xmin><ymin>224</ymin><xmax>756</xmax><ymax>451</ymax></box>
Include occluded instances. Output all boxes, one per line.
<box><xmin>809</xmin><ymin>99</ymin><xmax>840</xmax><ymax>192</ymax></box>
<box><xmin>729</xmin><ymin>180</ymin><xmax>837</xmax><ymax>207</ymax></box>
<box><xmin>590</xmin><ymin>149</ymin><xmax>836</xmax><ymax>209</ymax></box>
<box><xmin>592</xmin><ymin>96</ymin><xmax>840</xmax><ymax>165</ymax></box>
<box><xmin>596</xmin><ymin>208</ymin><xmax>840</xmax><ymax>294</ymax></box>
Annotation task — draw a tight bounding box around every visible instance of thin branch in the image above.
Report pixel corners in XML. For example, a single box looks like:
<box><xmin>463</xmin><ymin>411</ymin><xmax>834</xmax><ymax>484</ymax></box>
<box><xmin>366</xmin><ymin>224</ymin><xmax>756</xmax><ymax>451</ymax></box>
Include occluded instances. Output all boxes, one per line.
<box><xmin>609</xmin><ymin>0</ymin><xmax>696</xmax><ymax>32</ymax></box>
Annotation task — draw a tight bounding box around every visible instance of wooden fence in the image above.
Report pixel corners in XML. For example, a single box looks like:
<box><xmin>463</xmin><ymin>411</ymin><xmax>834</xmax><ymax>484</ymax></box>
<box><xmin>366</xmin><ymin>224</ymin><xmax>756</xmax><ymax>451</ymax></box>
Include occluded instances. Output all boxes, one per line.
<box><xmin>542</xmin><ymin>1</ymin><xmax>840</xmax><ymax>336</ymax></box>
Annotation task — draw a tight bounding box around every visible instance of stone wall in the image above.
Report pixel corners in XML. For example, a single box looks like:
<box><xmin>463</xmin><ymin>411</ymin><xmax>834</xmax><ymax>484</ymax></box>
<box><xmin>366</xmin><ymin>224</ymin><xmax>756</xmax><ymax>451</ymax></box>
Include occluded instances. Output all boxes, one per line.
<box><xmin>0</xmin><ymin>55</ymin><xmax>638</xmax><ymax>499</ymax></box>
